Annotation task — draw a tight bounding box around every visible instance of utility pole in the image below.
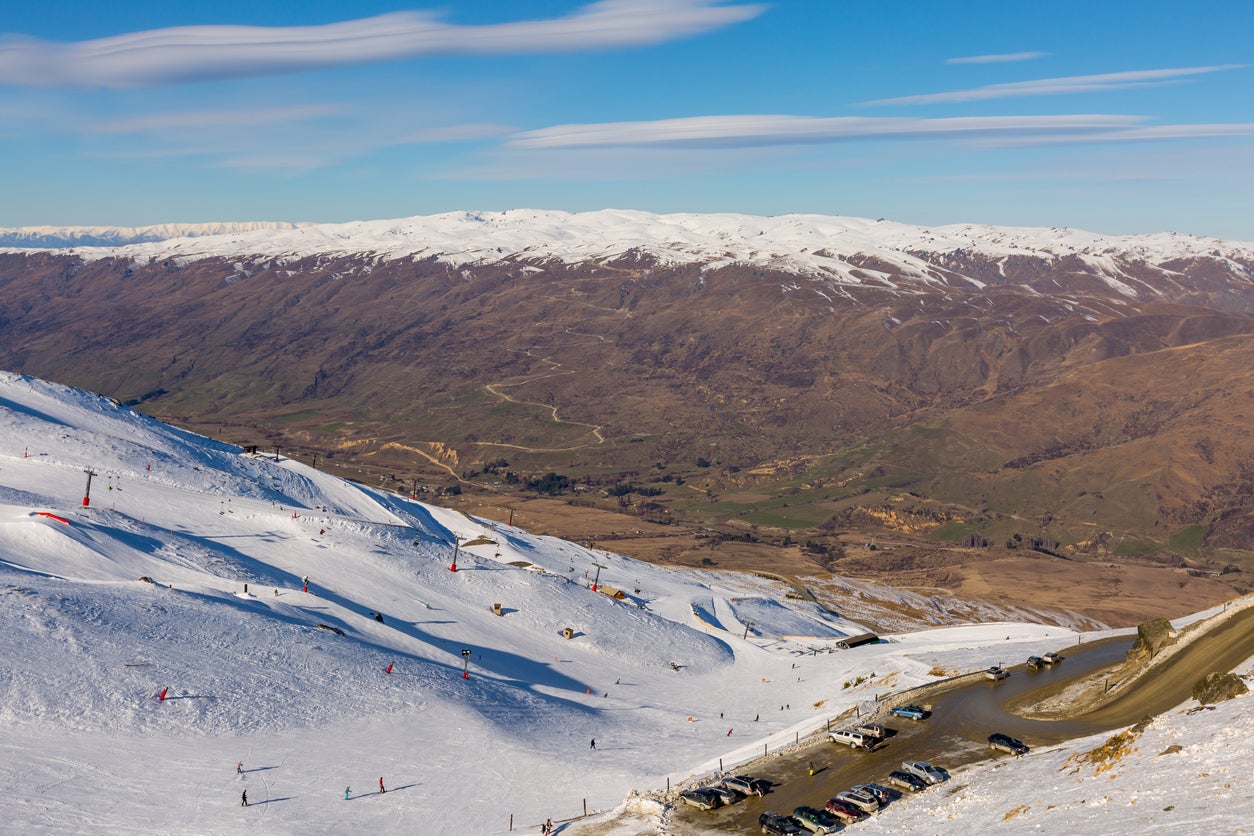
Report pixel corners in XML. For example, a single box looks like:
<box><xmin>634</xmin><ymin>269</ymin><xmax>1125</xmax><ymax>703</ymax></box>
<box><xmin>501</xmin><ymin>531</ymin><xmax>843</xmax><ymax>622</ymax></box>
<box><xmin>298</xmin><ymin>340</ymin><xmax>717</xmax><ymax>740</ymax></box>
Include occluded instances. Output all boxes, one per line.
<box><xmin>82</xmin><ymin>468</ymin><xmax>97</xmax><ymax>507</ymax></box>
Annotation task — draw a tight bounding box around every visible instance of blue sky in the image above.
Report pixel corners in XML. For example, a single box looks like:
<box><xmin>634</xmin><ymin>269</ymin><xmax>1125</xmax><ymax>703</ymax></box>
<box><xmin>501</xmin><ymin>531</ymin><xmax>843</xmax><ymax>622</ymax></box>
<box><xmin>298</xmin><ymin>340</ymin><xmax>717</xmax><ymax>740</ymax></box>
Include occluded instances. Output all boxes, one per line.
<box><xmin>2</xmin><ymin>1</ymin><xmax>1251</xmax><ymax>237</ymax></box>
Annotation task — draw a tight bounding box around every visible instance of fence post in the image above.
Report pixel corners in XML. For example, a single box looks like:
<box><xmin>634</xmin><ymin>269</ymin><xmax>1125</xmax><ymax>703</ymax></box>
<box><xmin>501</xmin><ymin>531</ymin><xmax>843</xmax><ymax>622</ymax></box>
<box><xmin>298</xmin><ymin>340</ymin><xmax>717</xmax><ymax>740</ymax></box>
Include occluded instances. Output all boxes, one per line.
<box><xmin>583</xmin><ymin>799</ymin><xmax>587</xmax><ymax>817</ymax></box>
<box><xmin>719</xmin><ymin>758</ymin><xmax>723</xmax><ymax>773</ymax></box>
<box><xmin>796</xmin><ymin>732</ymin><xmax>799</xmax><ymax>744</ymax></box>
<box><xmin>764</xmin><ymin>743</ymin><xmax>768</xmax><ymax>757</ymax></box>
<box><xmin>509</xmin><ymin>814</ymin><xmax>513</xmax><ymax>831</ymax></box>
<box><xmin>667</xmin><ymin>777</ymin><xmax>670</xmax><ymax>792</ymax></box>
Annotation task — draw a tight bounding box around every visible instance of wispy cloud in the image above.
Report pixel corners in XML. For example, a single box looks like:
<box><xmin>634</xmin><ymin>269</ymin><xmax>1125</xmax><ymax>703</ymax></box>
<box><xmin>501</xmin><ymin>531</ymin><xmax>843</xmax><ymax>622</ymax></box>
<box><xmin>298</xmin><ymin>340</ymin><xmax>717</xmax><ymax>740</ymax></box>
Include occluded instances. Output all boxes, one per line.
<box><xmin>946</xmin><ymin>51</ymin><xmax>1049</xmax><ymax>65</ymax></box>
<box><xmin>88</xmin><ymin>104</ymin><xmax>342</xmax><ymax>134</ymax></box>
<box><xmin>0</xmin><ymin>1</ymin><xmax>765</xmax><ymax>88</ymax></box>
<box><xmin>979</xmin><ymin>122</ymin><xmax>1254</xmax><ymax>147</ymax></box>
<box><xmin>76</xmin><ymin>99</ymin><xmax>507</xmax><ymax>170</ymax></box>
<box><xmin>865</xmin><ymin>64</ymin><xmax>1246</xmax><ymax>105</ymax></box>
<box><xmin>508</xmin><ymin>114</ymin><xmax>1151</xmax><ymax>149</ymax></box>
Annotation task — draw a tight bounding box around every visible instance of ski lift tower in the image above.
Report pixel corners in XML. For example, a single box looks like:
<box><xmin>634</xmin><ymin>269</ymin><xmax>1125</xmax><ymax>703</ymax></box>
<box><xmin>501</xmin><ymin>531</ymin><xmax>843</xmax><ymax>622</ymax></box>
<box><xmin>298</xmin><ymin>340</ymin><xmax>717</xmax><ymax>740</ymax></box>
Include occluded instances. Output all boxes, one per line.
<box><xmin>82</xmin><ymin>468</ymin><xmax>97</xmax><ymax>507</ymax></box>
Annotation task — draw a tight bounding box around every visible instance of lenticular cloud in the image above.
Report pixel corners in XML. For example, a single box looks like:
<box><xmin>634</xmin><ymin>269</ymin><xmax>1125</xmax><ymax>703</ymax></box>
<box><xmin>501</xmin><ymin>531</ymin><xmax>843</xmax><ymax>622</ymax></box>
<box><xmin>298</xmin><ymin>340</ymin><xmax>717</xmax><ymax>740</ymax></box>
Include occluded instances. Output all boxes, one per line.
<box><xmin>0</xmin><ymin>1</ymin><xmax>764</xmax><ymax>88</ymax></box>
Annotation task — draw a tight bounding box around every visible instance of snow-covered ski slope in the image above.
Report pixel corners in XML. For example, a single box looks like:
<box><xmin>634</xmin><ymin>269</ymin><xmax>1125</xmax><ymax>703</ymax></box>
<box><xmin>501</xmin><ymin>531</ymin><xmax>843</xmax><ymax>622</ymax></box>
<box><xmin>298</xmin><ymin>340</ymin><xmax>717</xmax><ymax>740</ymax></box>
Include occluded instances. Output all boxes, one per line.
<box><xmin>1</xmin><ymin>371</ymin><xmax>1243</xmax><ymax>835</ymax></box>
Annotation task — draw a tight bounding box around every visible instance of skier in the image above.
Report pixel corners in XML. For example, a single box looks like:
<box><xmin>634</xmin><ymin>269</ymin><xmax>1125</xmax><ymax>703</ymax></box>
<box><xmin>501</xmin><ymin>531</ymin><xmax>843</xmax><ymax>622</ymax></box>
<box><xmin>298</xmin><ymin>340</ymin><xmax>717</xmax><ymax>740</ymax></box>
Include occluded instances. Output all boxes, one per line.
<box><xmin>379</xmin><ymin>777</ymin><xmax>386</xmax><ymax>794</ymax></box>
<box><xmin>345</xmin><ymin>786</ymin><xmax>351</xmax><ymax>800</ymax></box>
<box><xmin>726</xmin><ymin>728</ymin><xmax>733</xmax><ymax>736</ymax></box>
<box><xmin>589</xmin><ymin>738</ymin><xmax>596</xmax><ymax>750</ymax></box>
<box><xmin>241</xmin><ymin>789</ymin><xmax>248</xmax><ymax>807</ymax></box>
<box><xmin>236</xmin><ymin>761</ymin><xmax>243</xmax><ymax>774</ymax></box>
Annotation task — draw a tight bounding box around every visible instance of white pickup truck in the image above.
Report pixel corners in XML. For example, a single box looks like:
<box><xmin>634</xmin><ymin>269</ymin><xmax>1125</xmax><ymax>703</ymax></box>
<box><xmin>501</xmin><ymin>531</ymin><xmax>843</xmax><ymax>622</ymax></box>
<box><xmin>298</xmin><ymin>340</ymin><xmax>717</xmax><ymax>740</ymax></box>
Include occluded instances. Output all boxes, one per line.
<box><xmin>828</xmin><ymin>729</ymin><xmax>874</xmax><ymax>750</ymax></box>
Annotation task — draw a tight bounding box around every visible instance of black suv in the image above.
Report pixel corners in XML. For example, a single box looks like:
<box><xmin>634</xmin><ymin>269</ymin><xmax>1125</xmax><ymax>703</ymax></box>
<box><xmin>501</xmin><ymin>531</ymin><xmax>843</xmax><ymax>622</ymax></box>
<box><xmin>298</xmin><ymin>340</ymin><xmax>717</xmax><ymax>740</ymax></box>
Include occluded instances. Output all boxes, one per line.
<box><xmin>759</xmin><ymin>811</ymin><xmax>803</xmax><ymax>834</ymax></box>
<box><xmin>988</xmin><ymin>732</ymin><xmax>1030</xmax><ymax>755</ymax></box>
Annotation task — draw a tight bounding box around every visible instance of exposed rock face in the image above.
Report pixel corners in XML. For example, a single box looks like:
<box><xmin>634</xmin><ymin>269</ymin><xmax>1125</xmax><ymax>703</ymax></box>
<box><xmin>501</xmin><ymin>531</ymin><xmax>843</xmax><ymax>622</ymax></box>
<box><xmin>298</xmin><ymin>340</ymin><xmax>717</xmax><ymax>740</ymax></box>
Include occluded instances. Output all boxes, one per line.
<box><xmin>1127</xmin><ymin>618</ymin><xmax>1178</xmax><ymax>662</ymax></box>
<box><xmin>1191</xmin><ymin>671</ymin><xmax>1249</xmax><ymax>704</ymax></box>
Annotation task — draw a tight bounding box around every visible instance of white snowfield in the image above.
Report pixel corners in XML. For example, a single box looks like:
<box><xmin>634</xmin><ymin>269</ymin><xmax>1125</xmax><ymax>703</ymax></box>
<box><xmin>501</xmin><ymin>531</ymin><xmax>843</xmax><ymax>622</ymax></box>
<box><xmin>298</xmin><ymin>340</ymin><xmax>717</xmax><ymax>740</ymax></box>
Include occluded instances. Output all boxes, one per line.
<box><xmin>4</xmin><ymin>210</ymin><xmax>1253</xmax><ymax>293</ymax></box>
<box><xmin>0</xmin><ymin>371</ymin><xmax>1249</xmax><ymax>835</ymax></box>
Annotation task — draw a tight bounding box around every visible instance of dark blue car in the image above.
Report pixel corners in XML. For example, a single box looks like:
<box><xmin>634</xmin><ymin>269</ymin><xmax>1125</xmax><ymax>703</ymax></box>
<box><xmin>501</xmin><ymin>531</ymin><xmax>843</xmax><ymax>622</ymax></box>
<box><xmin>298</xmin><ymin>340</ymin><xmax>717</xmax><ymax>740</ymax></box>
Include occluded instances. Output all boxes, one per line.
<box><xmin>889</xmin><ymin>704</ymin><xmax>929</xmax><ymax>720</ymax></box>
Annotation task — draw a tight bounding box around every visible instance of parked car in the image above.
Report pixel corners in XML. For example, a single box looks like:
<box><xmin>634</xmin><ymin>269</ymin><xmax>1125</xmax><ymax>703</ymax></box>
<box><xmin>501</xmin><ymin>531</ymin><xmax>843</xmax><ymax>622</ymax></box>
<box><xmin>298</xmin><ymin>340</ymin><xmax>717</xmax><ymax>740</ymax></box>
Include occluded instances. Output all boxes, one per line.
<box><xmin>792</xmin><ymin>805</ymin><xmax>840</xmax><ymax>835</ymax></box>
<box><xmin>1026</xmin><ymin>655</ymin><xmax>1046</xmax><ymax>670</ymax></box>
<box><xmin>707</xmin><ymin>784</ymin><xmax>742</xmax><ymax>805</ymax></box>
<box><xmin>836</xmin><ymin>788</ymin><xmax>880</xmax><ymax>813</ymax></box>
<box><xmin>722</xmin><ymin>774</ymin><xmax>767</xmax><ymax>797</ymax></box>
<box><xmin>679</xmin><ymin>788</ymin><xmax>722</xmax><ymax>810</ymax></box>
<box><xmin>1042</xmin><ymin>651</ymin><xmax>1064</xmax><ymax>665</ymax></box>
<box><xmin>854</xmin><ymin>722</ymin><xmax>891</xmax><ymax>739</ymax></box>
<box><xmin>829</xmin><ymin>728</ymin><xmax>875</xmax><ymax>750</ymax></box>
<box><xmin>984</xmin><ymin>666</ymin><xmax>1010</xmax><ymax>681</ymax></box>
<box><xmin>853</xmin><ymin>783</ymin><xmax>894</xmax><ymax>804</ymax></box>
<box><xmin>988</xmin><ymin>733</ymin><xmax>1030</xmax><ymax>756</ymax></box>
<box><xmin>759</xmin><ymin>811</ymin><xmax>803</xmax><ymax>835</ymax></box>
<box><xmin>824</xmin><ymin>797</ymin><xmax>866</xmax><ymax>822</ymax></box>
<box><xmin>889</xmin><ymin>704</ymin><xmax>929</xmax><ymax>720</ymax></box>
<box><xmin>887</xmin><ymin>770</ymin><xmax>928</xmax><ymax>792</ymax></box>
<box><xmin>902</xmin><ymin>760</ymin><xmax>947</xmax><ymax>785</ymax></box>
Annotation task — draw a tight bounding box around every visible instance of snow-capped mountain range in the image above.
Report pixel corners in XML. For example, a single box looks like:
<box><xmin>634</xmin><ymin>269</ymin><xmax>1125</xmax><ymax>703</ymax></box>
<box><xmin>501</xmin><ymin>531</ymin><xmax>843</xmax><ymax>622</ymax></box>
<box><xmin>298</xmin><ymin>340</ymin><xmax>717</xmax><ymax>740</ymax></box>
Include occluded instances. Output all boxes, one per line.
<box><xmin>4</xmin><ymin>210</ymin><xmax>1252</xmax><ymax>294</ymax></box>
<box><xmin>0</xmin><ymin>220</ymin><xmax>308</xmax><ymax>249</ymax></box>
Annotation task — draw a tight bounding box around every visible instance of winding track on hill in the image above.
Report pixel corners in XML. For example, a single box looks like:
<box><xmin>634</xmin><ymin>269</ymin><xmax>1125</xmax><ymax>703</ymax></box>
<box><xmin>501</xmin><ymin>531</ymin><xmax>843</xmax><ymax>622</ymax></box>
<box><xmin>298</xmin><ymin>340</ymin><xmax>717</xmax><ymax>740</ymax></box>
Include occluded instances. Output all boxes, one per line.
<box><xmin>683</xmin><ymin>602</ymin><xmax>1254</xmax><ymax>834</ymax></box>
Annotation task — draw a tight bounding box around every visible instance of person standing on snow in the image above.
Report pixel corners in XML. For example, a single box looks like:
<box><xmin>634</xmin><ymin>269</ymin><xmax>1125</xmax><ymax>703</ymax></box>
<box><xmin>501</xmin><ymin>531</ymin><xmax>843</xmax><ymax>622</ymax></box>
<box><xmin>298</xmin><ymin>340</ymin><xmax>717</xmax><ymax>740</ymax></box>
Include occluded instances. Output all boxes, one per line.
<box><xmin>236</xmin><ymin>761</ymin><xmax>243</xmax><ymax>774</ymax></box>
<box><xmin>379</xmin><ymin>777</ymin><xmax>385</xmax><ymax>794</ymax></box>
<box><xmin>241</xmin><ymin>789</ymin><xmax>248</xmax><ymax>807</ymax></box>
<box><xmin>344</xmin><ymin>786</ymin><xmax>351</xmax><ymax>800</ymax></box>
<box><xmin>589</xmin><ymin>738</ymin><xmax>596</xmax><ymax>750</ymax></box>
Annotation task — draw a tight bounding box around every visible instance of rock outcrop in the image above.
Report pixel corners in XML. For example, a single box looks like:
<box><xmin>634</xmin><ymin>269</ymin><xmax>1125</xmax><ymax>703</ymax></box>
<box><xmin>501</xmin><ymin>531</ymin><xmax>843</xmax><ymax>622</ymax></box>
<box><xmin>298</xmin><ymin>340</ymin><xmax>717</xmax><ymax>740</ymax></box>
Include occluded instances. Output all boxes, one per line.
<box><xmin>1191</xmin><ymin>671</ymin><xmax>1249</xmax><ymax>704</ymax></box>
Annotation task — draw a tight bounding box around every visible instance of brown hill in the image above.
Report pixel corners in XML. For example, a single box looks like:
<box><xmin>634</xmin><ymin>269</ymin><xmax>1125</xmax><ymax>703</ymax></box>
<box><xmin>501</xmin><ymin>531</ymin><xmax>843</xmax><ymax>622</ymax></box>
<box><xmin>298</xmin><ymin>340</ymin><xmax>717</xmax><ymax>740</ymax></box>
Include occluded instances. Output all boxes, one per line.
<box><xmin>1</xmin><ymin>230</ymin><xmax>1252</xmax><ymax>618</ymax></box>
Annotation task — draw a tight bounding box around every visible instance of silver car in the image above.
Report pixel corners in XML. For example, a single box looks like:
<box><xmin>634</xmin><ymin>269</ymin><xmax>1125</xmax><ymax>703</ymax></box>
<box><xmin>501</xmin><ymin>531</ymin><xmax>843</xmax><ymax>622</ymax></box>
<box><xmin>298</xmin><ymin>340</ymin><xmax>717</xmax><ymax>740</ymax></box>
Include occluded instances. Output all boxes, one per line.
<box><xmin>722</xmin><ymin>775</ymin><xmax>767</xmax><ymax>797</ymax></box>
<box><xmin>679</xmin><ymin>788</ymin><xmax>722</xmax><ymax>810</ymax></box>
<box><xmin>902</xmin><ymin>760</ymin><xmax>947</xmax><ymax>785</ymax></box>
<box><xmin>836</xmin><ymin>788</ymin><xmax>879</xmax><ymax>813</ymax></box>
